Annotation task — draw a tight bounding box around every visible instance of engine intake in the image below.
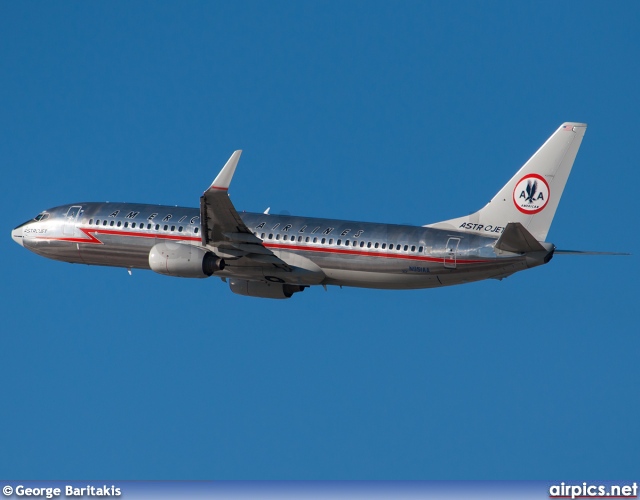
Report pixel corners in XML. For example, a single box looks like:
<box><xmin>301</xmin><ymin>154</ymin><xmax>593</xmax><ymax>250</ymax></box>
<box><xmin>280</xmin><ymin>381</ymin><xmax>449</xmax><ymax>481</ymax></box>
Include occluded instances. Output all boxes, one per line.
<box><xmin>149</xmin><ymin>242</ymin><xmax>224</xmax><ymax>278</ymax></box>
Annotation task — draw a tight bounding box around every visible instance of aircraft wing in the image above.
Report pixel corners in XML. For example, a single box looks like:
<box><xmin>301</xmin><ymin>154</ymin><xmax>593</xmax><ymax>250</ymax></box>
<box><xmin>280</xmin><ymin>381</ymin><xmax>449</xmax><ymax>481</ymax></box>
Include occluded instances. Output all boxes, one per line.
<box><xmin>199</xmin><ymin>151</ymin><xmax>325</xmax><ymax>286</ymax></box>
<box><xmin>199</xmin><ymin>150</ymin><xmax>283</xmax><ymax>264</ymax></box>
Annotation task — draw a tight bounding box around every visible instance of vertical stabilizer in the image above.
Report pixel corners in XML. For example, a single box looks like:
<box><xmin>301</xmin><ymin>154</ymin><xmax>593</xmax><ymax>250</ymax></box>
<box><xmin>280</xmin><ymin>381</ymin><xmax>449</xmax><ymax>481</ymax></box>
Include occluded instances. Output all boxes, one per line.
<box><xmin>427</xmin><ymin>123</ymin><xmax>587</xmax><ymax>241</ymax></box>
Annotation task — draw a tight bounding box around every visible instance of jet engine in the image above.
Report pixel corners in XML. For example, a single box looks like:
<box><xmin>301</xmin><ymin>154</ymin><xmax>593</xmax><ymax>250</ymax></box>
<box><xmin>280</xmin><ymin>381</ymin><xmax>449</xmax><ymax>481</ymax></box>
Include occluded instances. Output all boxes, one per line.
<box><xmin>149</xmin><ymin>242</ymin><xmax>224</xmax><ymax>278</ymax></box>
<box><xmin>229</xmin><ymin>278</ymin><xmax>305</xmax><ymax>299</ymax></box>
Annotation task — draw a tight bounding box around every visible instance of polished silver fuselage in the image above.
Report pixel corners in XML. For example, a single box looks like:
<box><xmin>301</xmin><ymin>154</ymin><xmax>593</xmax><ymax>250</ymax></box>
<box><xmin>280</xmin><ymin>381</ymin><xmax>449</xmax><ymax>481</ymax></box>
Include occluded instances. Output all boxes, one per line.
<box><xmin>13</xmin><ymin>201</ymin><xmax>538</xmax><ymax>289</ymax></box>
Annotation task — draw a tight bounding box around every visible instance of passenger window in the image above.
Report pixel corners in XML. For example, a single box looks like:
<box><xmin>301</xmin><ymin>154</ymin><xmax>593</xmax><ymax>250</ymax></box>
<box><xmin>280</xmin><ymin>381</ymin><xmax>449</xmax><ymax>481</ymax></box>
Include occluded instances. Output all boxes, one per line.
<box><xmin>171</xmin><ymin>225</ymin><xmax>175</xmax><ymax>231</ymax></box>
<box><xmin>124</xmin><ymin>222</ymin><xmax>129</xmax><ymax>228</ymax></box>
<box><xmin>110</xmin><ymin>221</ymin><xmax>115</xmax><ymax>227</ymax></box>
<box><xmin>360</xmin><ymin>241</ymin><xmax>365</xmax><ymax>248</ymax></box>
<box><xmin>305</xmin><ymin>237</ymin><xmax>310</xmax><ymax>242</ymax></box>
<box><xmin>261</xmin><ymin>233</ymin><xmax>265</xmax><ymax>239</ymax></box>
<box><xmin>382</xmin><ymin>243</ymin><xmax>386</xmax><ymax>249</ymax></box>
<box><xmin>298</xmin><ymin>236</ymin><xmax>302</xmax><ymax>242</ymax></box>
<box><xmin>155</xmin><ymin>224</ymin><xmax>160</xmax><ymax>230</ymax></box>
<box><xmin>194</xmin><ymin>227</ymin><xmax>199</xmax><ymax>234</ymax></box>
<box><xmin>178</xmin><ymin>226</ymin><xmax>183</xmax><ymax>232</ymax></box>
<box><xmin>321</xmin><ymin>238</ymin><xmax>326</xmax><ymax>244</ymax></box>
<box><xmin>353</xmin><ymin>241</ymin><xmax>358</xmax><ymax>247</ymax></box>
<box><xmin>337</xmin><ymin>239</ymin><xmax>341</xmax><ymax>245</ymax></box>
<box><xmin>313</xmin><ymin>237</ymin><xmax>318</xmax><ymax>243</ymax></box>
<box><xmin>404</xmin><ymin>245</ymin><xmax>408</xmax><ymax>251</ymax></box>
<box><xmin>374</xmin><ymin>242</ymin><xmax>379</xmax><ymax>248</ymax></box>
<box><xmin>283</xmin><ymin>235</ymin><xmax>288</xmax><ymax>241</ymax></box>
<box><xmin>268</xmin><ymin>233</ymin><xmax>273</xmax><ymax>239</ymax></box>
<box><xmin>344</xmin><ymin>240</ymin><xmax>349</xmax><ymax>246</ymax></box>
<box><xmin>132</xmin><ymin>222</ymin><xmax>136</xmax><ymax>228</ymax></box>
<box><xmin>329</xmin><ymin>239</ymin><xmax>333</xmax><ymax>245</ymax></box>
<box><xmin>89</xmin><ymin>219</ymin><xmax>93</xmax><ymax>225</ymax></box>
<box><xmin>367</xmin><ymin>242</ymin><xmax>372</xmax><ymax>248</ymax></box>
<box><xmin>164</xmin><ymin>225</ymin><xmax>168</xmax><ymax>231</ymax></box>
<box><xmin>95</xmin><ymin>219</ymin><xmax>100</xmax><ymax>225</ymax></box>
<box><xmin>276</xmin><ymin>234</ymin><xmax>281</xmax><ymax>240</ymax></box>
<box><xmin>411</xmin><ymin>245</ymin><xmax>416</xmax><ymax>252</ymax></box>
<box><xmin>396</xmin><ymin>244</ymin><xmax>401</xmax><ymax>250</ymax></box>
<box><xmin>103</xmin><ymin>220</ymin><xmax>108</xmax><ymax>226</ymax></box>
<box><xmin>419</xmin><ymin>246</ymin><xmax>423</xmax><ymax>252</ymax></box>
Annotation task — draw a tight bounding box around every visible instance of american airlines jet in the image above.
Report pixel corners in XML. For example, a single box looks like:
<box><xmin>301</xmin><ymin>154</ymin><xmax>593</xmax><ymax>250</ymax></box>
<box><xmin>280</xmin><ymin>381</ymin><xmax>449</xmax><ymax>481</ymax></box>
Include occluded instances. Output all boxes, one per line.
<box><xmin>11</xmin><ymin>122</ymin><xmax>619</xmax><ymax>299</ymax></box>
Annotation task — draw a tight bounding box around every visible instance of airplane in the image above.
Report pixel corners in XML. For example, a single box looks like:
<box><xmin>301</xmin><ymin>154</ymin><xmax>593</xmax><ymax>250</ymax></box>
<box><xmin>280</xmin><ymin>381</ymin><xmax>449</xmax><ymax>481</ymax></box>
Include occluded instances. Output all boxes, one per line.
<box><xmin>10</xmin><ymin>122</ymin><xmax>624</xmax><ymax>299</ymax></box>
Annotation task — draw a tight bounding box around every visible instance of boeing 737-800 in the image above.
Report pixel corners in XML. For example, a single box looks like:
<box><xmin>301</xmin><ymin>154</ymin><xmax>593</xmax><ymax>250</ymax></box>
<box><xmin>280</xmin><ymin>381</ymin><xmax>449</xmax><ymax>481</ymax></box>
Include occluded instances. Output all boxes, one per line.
<box><xmin>12</xmin><ymin>122</ymin><xmax>614</xmax><ymax>299</ymax></box>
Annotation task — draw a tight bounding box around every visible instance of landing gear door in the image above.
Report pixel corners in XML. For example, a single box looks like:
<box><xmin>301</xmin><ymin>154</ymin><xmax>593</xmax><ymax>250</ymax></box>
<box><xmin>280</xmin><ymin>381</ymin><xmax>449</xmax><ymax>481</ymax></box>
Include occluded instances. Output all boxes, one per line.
<box><xmin>444</xmin><ymin>237</ymin><xmax>460</xmax><ymax>269</ymax></box>
<box><xmin>64</xmin><ymin>205</ymin><xmax>82</xmax><ymax>236</ymax></box>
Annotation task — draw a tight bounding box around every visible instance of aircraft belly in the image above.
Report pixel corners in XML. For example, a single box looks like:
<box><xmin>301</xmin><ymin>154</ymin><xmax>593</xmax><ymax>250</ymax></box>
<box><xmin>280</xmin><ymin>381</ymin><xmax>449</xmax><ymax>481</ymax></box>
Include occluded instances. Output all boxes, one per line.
<box><xmin>79</xmin><ymin>234</ymin><xmax>154</xmax><ymax>269</ymax></box>
<box><xmin>24</xmin><ymin>233</ymin><xmax>154</xmax><ymax>269</ymax></box>
<box><xmin>324</xmin><ymin>265</ymin><xmax>525</xmax><ymax>290</ymax></box>
<box><xmin>23</xmin><ymin>237</ymin><xmax>82</xmax><ymax>264</ymax></box>
<box><xmin>300</xmin><ymin>251</ymin><xmax>428</xmax><ymax>288</ymax></box>
<box><xmin>323</xmin><ymin>269</ymin><xmax>440</xmax><ymax>289</ymax></box>
<box><xmin>305</xmin><ymin>251</ymin><xmax>525</xmax><ymax>289</ymax></box>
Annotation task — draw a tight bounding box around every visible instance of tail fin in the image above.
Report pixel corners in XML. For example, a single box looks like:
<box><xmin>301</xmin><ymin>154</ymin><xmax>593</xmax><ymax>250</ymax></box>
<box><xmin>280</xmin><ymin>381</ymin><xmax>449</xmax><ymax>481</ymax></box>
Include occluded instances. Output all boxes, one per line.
<box><xmin>427</xmin><ymin>122</ymin><xmax>587</xmax><ymax>241</ymax></box>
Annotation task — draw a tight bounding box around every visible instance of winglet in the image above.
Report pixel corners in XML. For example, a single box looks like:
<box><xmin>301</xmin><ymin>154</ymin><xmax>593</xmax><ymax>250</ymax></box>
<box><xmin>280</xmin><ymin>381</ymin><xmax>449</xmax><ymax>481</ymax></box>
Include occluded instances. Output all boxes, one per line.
<box><xmin>207</xmin><ymin>150</ymin><xmax>242</xmax><ymax>192</ymax></box>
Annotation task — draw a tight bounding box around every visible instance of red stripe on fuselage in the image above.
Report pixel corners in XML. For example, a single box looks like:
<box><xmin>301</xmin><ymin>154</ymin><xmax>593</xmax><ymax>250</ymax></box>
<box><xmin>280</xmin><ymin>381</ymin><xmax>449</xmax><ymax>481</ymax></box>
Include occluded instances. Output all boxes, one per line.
<box><xmin>39</xmin><ymin>227</ymin><xmax>492</xmax><ymax>265</ymax></box>
<box><xmin>36</xmin><ymin>227</ymin><xmax>200</xmax><ymax>244</ymax></box>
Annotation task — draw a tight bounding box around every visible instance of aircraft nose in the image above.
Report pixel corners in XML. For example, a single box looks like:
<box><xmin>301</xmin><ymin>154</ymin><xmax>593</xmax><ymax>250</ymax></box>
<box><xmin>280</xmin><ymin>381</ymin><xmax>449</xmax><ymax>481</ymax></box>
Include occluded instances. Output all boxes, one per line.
<box><xmin>11</xmin><ymin>227</ymin><xmax>24</xmax><ymax>247</ymax></box>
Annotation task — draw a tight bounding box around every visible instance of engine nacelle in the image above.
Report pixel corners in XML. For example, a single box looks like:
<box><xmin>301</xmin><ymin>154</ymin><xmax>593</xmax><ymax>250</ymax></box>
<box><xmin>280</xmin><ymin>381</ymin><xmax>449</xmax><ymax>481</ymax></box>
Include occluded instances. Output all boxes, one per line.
<box><xmin>229</xmin><ymin>279</ymin><xmax>305</xmax><ymax>299</ymax></box>
<box><xmin>149</xmin><ymin>242</ymin><xmax>224</xmax><ymax>278</ymax></box>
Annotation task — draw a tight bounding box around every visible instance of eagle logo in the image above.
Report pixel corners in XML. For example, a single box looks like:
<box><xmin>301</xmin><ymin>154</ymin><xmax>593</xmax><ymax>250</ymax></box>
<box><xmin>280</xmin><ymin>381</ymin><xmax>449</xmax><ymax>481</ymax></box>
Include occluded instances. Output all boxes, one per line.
<box><xmin>513</xmin><ymin>174</ymin><xmax>550</xmax><ymax>214</ymax></box>
<box><xmin>525</xmin><ymin>180</ymin><xmax>538</xmax><ymax>203</ymax></box>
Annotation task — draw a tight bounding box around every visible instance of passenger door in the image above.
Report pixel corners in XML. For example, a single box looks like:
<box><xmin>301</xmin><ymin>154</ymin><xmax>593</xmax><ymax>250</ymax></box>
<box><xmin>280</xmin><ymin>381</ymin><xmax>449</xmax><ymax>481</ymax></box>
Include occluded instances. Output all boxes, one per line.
<box><xmin>444</xmin><ymin>237</ymin><xmax>460</xmax><ymax>269</ymax></box>
<box><xmin>63</xmin><ymin>206</ymin><xmax>82</xmax><ymax>236</ymax></box>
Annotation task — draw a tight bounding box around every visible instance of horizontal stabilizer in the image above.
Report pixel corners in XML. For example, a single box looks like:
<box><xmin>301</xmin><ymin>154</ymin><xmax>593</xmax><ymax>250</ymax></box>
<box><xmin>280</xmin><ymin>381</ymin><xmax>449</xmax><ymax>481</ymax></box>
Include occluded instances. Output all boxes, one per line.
<box><xmin>494</xmin><ymin>222</ymin><xmax>546</xmax><ymax>254</ymax></box>
<box><xmin>554</xmin><ymin>249</ymin><xmax>630</xmax><ymax>256</ymax></box>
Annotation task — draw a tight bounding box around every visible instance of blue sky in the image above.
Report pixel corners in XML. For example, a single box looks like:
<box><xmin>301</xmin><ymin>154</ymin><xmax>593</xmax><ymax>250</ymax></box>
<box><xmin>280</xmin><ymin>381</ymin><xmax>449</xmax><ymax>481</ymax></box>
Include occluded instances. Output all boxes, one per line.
<box><xmin>1</xmin><ymin>1</ymin><xmax>638</xmax><ymax>480</ymax></box>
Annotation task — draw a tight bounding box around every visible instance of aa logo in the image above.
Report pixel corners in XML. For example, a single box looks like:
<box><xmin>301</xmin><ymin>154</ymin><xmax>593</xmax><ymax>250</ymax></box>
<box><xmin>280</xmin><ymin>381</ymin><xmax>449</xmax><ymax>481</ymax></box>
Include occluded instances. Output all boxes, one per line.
<box><xmin>513</xmin><ymin>174</ymin><xmax>550</xmax><ymax>214</ymax></box>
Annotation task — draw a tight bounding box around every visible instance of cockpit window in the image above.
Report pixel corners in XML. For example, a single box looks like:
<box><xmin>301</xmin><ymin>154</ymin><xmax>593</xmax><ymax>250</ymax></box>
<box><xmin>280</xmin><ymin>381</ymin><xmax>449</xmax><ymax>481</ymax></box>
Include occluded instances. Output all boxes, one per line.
<box><xmin>14</xmin><ymin>212</ymin><xmax>50</xmax><ymax>230</ymax></box>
